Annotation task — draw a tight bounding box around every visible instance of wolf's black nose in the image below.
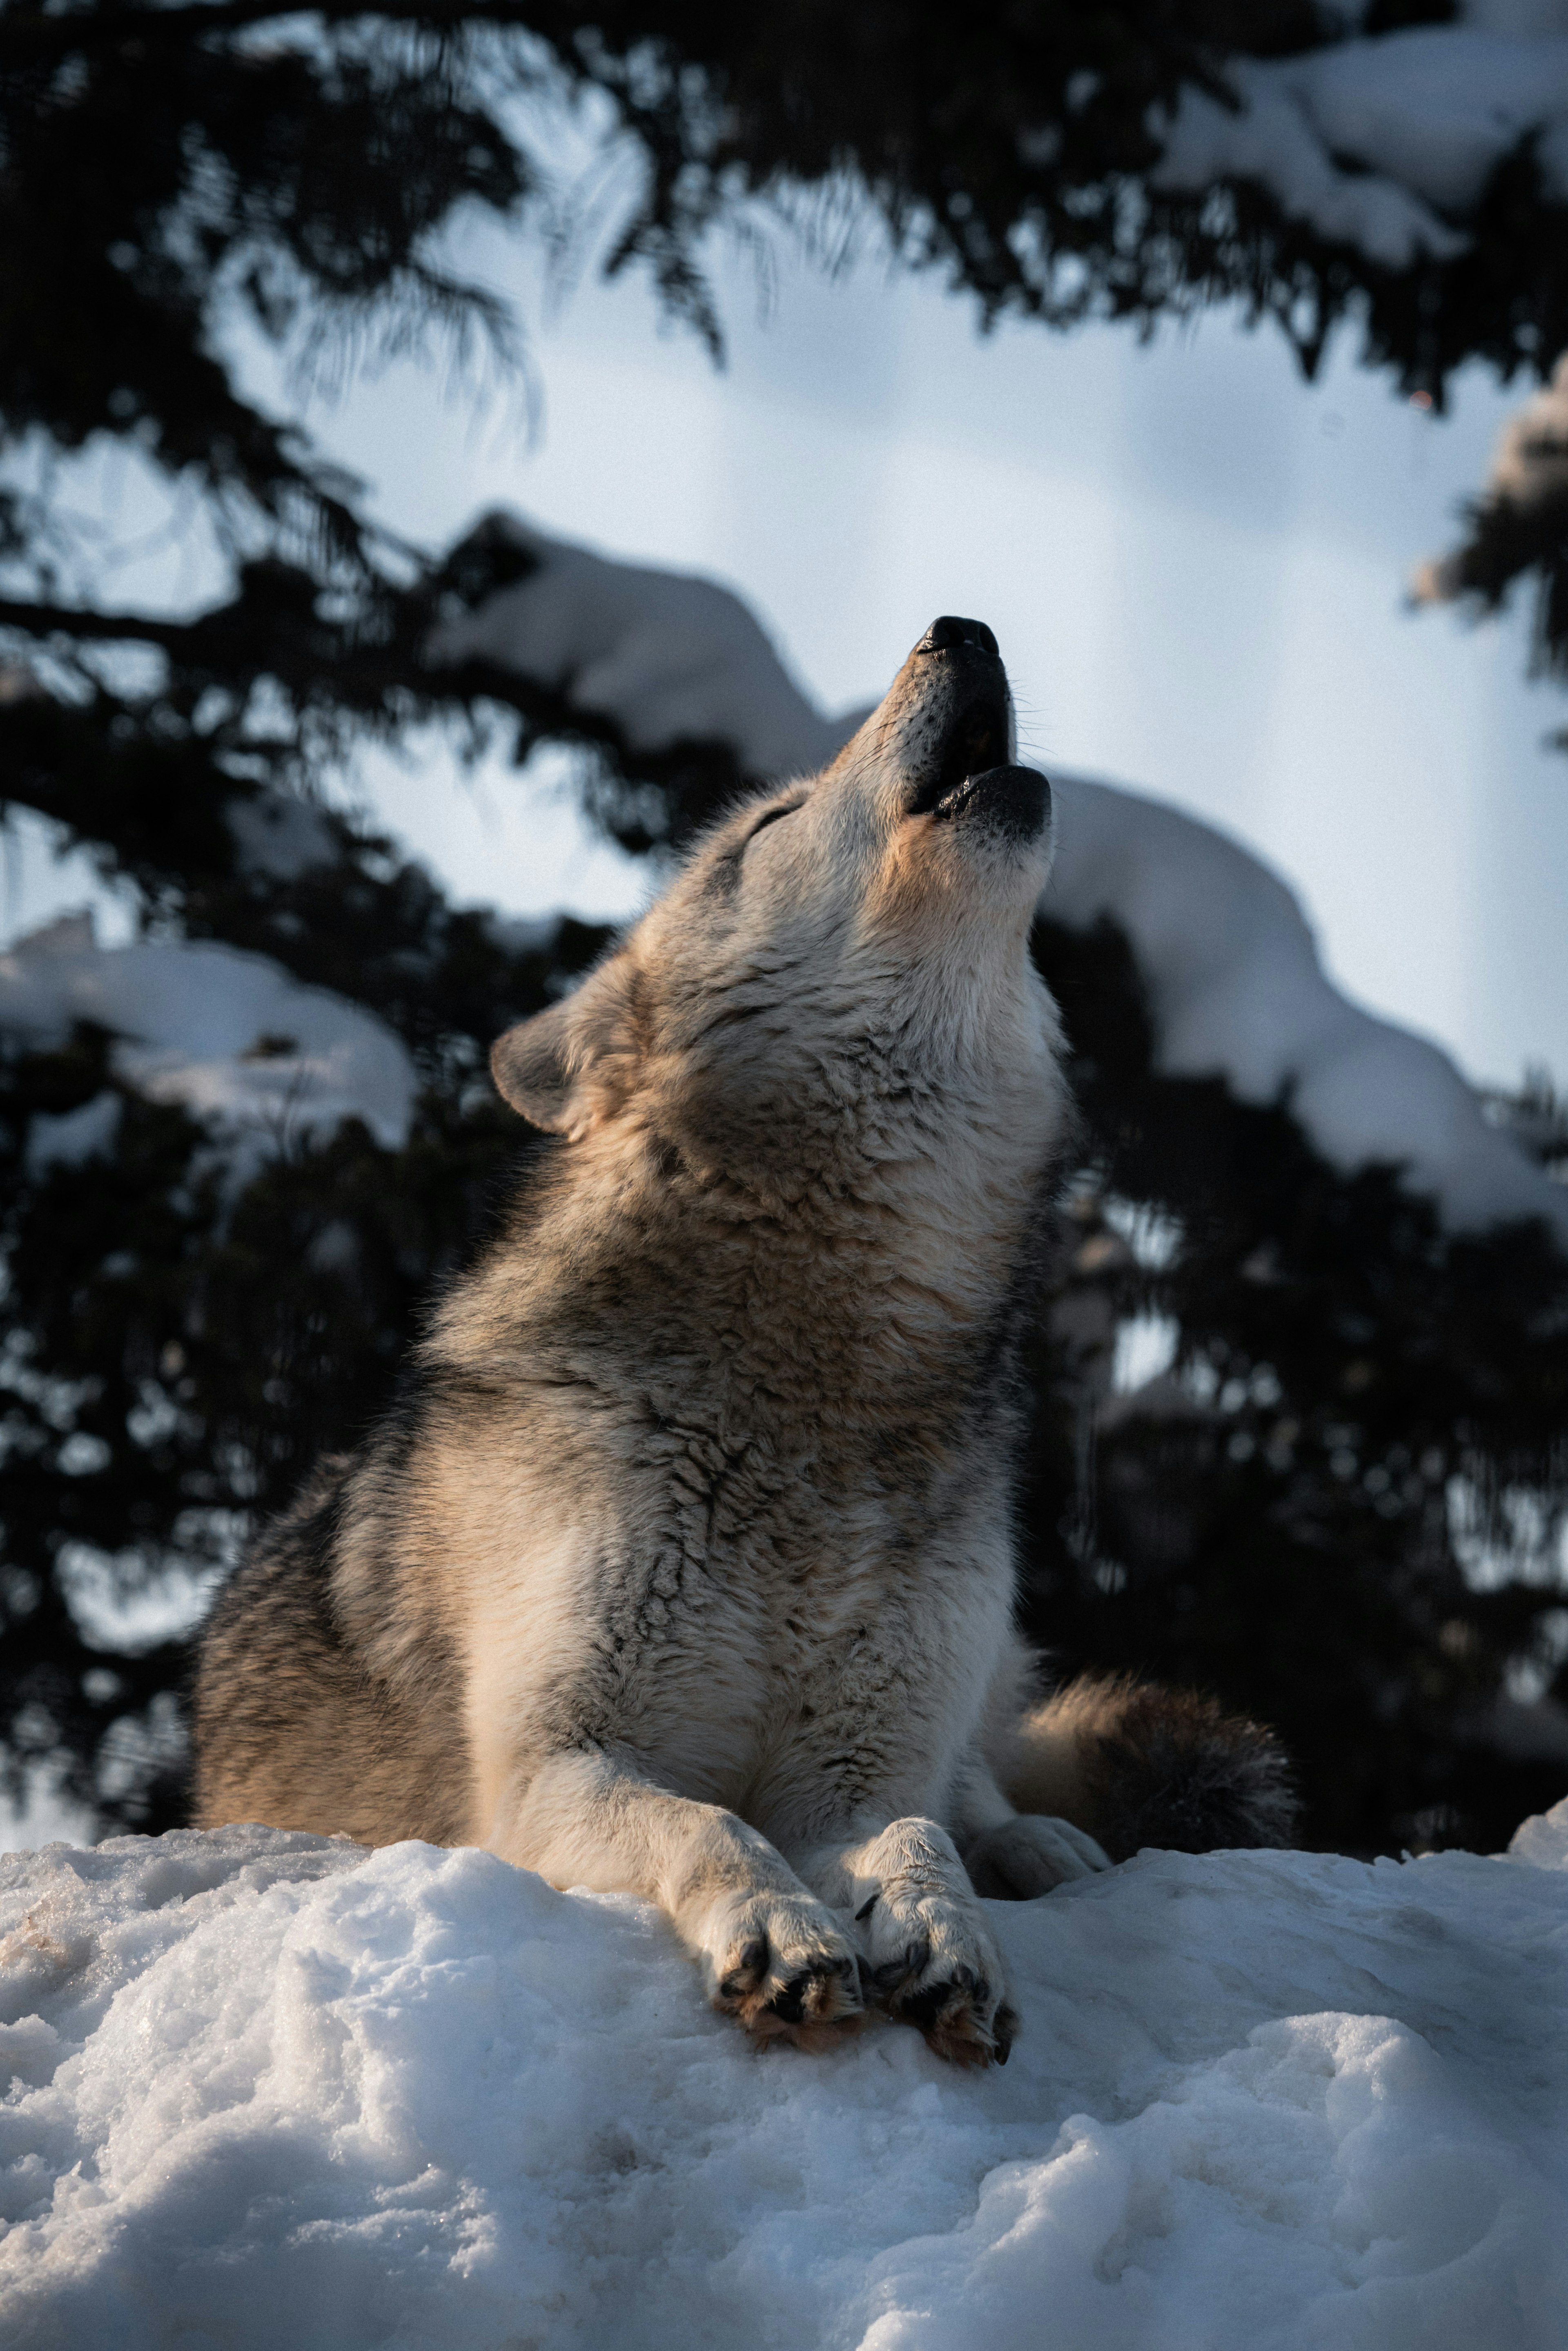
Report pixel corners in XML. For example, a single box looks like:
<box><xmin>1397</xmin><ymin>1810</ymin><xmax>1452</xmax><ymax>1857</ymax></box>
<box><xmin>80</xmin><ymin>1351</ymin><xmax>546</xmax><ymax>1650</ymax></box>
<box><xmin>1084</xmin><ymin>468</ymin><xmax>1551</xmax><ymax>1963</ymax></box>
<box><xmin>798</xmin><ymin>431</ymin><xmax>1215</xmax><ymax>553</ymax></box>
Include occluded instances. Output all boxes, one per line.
<box><xmin>919</xmin><ymin>615</ymin><xmax>999</xmax><ymax>658</ymax></box>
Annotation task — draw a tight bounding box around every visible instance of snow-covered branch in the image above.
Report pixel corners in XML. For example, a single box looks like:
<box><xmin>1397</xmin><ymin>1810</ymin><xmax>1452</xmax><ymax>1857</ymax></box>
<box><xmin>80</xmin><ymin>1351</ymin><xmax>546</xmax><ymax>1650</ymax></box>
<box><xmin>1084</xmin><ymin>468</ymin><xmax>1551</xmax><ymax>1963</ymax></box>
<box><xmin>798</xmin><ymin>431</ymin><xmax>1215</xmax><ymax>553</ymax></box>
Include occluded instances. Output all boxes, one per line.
<box><xmin>1151</xmin><ymin>7</ymin><xmax>1568</xmax><ymax>274</ymax></box>
<box><xmin>434</xmin><ymin>513</ymin><xmax>1568</xmax><ymax>1243</ymax></box>
<box><xmin>1</xmin><ymin>913</ymin><xmax>415</xmax><ymax>1164</ymax></box>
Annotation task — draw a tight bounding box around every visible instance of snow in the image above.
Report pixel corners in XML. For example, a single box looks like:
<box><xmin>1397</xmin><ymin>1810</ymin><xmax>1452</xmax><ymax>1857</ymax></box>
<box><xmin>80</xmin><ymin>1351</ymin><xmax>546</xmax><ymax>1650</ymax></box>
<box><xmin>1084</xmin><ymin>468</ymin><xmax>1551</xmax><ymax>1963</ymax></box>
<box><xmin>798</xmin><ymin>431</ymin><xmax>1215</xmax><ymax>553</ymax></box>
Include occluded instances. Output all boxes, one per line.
<box><xmin>1</xmin><ymin>910</ymin><xmax>416</xmax><ymax>1154</ymax></box>
<box><xmin>1151</xmin><ymin>20</ymin><xmax>1568</xmax><ymax>269</ymax></box>
<box><xmin>438</xmin><ymin>513</ymin><xmax>1568</xmax><ymax>1239</ymax></box>
<box><xmin>6</xmin><ymin>521</ymin><xmax>1560</xmax><ymax>1235</ymax></box>
<box><xmin>1047</xmin><ymin>773</ymin><xmax>1568</xmax><ymax>1239</ymax></box>
<box><xmin>428</xmin><ymin>515</ymin><xmax>858</xmax><ymax>780</ymax></box>
<box><xmin>224</xmin><ymin>791</ymin><xmax>337</xmax><ymax>882</ymax></box>
<box><xmin>0</xmin><ymin>1808</ymin><xmax>1563</xmax><ymax>2349</ymax></box>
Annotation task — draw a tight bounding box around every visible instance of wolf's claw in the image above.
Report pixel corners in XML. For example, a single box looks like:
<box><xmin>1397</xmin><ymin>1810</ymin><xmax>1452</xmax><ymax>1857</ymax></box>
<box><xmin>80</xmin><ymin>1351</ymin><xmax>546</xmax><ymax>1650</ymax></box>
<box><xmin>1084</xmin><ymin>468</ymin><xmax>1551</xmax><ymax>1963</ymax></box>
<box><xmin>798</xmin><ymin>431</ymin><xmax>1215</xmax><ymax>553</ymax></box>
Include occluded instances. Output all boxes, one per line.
<box><xmin>709</xmin><ymin>1896</ymin><xmax>864</xmax><ymax>2051</ymax></box>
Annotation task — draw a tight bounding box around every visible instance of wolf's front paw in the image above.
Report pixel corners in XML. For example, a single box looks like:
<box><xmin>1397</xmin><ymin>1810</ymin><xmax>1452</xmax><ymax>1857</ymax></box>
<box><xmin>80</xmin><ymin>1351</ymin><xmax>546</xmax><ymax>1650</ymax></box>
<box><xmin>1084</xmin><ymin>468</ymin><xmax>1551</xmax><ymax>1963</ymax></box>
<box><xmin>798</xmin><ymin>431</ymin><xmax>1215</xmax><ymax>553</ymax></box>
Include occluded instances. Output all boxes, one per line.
<box><xmin>965</xmin><ymin>1812</ymin><xmax>1111</xmax><ymax>1899</ymax></box>
<box><xmin>859</xmin><ymin>1876</ymin><xmax>1013</xmax><ymax>2068</ymax></box>
<box><xmin>705</xmin><ymin>1891</ymin><xmax>864</xmax><ymax>2052</ymax></box>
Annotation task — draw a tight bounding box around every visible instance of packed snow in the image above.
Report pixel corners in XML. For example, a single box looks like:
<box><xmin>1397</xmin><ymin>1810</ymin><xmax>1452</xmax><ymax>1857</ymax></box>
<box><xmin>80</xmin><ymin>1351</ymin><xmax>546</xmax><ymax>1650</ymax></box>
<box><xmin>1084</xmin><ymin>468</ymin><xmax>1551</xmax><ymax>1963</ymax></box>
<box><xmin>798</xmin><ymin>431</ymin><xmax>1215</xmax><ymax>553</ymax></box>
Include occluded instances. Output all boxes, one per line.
<box><xmin>1151</xmin><ymin>9</ymin><xmax>1568</xmax><ymax>270</ymax></box>
<box><xmin>1</xmin><ymin>910</ymin><xmax>415</xmax><ymax>1159</ymax></box>
<box><xmin>0</xmin><ymin>1803</ymin><xmax>1563</xmax><ymax>2349</ymax></box>
<box><xmin>437</xmin><ymin>513</ymin><xmax>1568</xmax><ymax>1240</ymax></box>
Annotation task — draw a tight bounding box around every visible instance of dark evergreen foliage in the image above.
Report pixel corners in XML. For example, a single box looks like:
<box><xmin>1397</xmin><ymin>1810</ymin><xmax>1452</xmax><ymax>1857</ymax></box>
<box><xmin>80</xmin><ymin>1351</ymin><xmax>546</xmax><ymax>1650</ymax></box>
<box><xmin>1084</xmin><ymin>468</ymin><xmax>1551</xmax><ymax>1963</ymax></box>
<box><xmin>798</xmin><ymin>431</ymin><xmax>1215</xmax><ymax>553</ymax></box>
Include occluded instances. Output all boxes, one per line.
<box><xmin>0</xmin><ymin>1</ymin><xmax>1564</xmax><ymax>1845</ymax></box>
<box><xmin>1024</xmin><ymin>917</ymin><xmax>1568</xmax><ymax>1859</ymax></box>
<box><xmin>1424</xmin><ymin>470</ymin><xmax>1568</xmax><ymax>710</ymax></box>
<box><xmin>0</xmin><ymin>927</ymin><xmax>606</xmax><ymax>1832</ymax></box>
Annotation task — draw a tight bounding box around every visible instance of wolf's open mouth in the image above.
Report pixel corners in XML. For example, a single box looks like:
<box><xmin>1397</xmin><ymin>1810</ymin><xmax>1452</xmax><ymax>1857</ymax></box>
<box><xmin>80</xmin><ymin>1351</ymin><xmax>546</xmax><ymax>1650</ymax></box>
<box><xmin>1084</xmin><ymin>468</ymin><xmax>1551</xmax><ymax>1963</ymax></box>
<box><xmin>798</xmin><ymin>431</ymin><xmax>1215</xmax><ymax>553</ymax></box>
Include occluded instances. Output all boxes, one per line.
<box><xmin>906</xmin><ymin>695</ymin><xmax>1011</xmax><ymax>820</ymax></box>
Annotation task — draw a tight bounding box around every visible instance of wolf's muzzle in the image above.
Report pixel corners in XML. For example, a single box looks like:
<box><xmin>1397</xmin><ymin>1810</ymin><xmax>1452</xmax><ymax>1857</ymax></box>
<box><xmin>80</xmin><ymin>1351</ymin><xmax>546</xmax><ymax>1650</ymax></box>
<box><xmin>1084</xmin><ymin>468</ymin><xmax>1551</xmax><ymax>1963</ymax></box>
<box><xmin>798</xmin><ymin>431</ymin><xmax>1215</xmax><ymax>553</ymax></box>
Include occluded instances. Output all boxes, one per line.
<box><xmin>916</xmin><ymin>615</ymin><xmax>1000</xmax><ymax>660</ymax></box>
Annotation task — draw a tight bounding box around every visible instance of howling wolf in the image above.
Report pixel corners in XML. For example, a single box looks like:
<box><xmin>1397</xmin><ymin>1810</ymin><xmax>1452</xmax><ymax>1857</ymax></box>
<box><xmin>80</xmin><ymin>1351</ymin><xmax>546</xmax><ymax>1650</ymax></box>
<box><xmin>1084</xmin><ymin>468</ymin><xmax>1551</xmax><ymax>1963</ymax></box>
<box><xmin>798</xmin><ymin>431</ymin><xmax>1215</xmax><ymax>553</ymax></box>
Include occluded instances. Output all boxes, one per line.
<box><xmin>194</xmin><ymin>616</ymin><xmax>1294</xmax><ymax>2066</ymax></box>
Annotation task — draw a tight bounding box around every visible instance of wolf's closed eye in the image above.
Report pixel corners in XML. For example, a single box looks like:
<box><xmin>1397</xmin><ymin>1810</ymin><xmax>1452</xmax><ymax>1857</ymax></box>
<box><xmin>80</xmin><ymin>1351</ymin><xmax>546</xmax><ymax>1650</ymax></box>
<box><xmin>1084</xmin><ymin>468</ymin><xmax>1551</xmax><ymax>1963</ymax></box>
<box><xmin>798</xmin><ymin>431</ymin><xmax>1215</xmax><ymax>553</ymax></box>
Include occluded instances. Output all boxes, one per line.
<box><xmin>744</xmin><ymin>802</ymin><xmax>798</xmax><ymax>853</ymax></box>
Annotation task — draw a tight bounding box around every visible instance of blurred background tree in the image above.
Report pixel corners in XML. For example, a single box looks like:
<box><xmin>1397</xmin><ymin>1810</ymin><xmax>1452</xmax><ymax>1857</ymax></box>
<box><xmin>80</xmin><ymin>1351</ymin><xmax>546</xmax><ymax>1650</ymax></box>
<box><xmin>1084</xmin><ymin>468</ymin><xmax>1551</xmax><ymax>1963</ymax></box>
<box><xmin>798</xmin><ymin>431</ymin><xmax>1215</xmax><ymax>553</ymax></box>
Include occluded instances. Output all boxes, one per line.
<box><xmin>2</xmin><ymin>0</ymin><xmax>1566</xmax><ymax>1853</ymax></box>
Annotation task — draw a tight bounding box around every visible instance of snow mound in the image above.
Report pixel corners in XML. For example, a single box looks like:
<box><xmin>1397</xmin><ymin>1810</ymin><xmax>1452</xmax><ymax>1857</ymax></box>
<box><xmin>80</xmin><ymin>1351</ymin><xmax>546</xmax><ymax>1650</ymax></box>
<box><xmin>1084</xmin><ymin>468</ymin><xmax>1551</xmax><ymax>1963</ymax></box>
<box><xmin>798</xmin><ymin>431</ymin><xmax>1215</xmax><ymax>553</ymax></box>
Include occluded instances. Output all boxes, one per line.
<box><xmin>439</xmin><ymin>512</ymin><xmax>1568</xmax><ymax>1239</ymax></box>
<box><xmin>2</xmin><ymin>911</ymin><xmax>416</xmax><ymax>1157</ymax></box>
<box><xmin>1</xmin><ymin>1814</ymin><xmax>1564</xmax><ymax>2348</ymax></box>
<box><xmin>1152</xmin><ymin>17</ymin><xmax>1568</xmax><ymax>270</ymax></box>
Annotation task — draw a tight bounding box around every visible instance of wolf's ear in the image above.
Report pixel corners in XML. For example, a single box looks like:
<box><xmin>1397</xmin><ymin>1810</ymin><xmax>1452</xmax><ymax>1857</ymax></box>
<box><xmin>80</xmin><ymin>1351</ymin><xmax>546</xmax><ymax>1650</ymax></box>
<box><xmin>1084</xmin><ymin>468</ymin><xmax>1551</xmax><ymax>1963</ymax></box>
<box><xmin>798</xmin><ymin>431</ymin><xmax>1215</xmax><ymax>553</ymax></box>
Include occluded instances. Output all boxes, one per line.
<box><xmin>490</xmin><ymin>952</ymin><xmax>641</xmax><ymax>1138</ymax></box>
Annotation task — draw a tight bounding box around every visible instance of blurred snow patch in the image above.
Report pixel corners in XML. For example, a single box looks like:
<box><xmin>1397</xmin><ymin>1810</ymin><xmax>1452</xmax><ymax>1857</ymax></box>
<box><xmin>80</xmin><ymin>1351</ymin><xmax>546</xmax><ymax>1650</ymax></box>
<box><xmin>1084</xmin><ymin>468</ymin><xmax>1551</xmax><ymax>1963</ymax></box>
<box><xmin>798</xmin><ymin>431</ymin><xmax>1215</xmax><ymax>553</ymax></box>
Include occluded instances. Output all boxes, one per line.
<box><xmin>1111</xmin><ymin>1311</ymin><xmax>1181</xmax><ymax>1394</ymax></box>
<box><xmin>0</xmin><ymin>1818</ymin><xmax>1563</xmax><ymax>2347</ymax></box>
<box><xmin>1152</xmin><ymin>21</ymin><xmax>1568</xmax><ymax>268</ymax></box>
<box><xmin>224</xmin><ymin>791</ymin><xmax>337</xmax><ymax>881</ymax></box>
<box><xmin>0</xmin><ymin>911</ymin><xmax>416</xmax><ymax>1152</ymax></box>
<box><xmin>24</xmin><ymin>1091</ymin><xmax>122</xmax><ymax>1174</ymax></box>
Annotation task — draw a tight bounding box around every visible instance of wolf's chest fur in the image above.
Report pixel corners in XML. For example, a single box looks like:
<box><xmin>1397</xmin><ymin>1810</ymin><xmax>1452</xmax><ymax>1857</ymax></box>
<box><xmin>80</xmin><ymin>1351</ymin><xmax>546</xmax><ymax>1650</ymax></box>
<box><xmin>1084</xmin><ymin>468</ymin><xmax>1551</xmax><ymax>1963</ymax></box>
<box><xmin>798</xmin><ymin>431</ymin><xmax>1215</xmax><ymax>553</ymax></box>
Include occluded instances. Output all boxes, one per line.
<box><xmin>390</xmin><ymin>1072</ymin><xmax>1051</xmax><ymax>1826</ymax></box>
<box><xmin>437</xmin><ymin>1066</ymin><xmax>1048</xmax><ymax>1540</ymax></box>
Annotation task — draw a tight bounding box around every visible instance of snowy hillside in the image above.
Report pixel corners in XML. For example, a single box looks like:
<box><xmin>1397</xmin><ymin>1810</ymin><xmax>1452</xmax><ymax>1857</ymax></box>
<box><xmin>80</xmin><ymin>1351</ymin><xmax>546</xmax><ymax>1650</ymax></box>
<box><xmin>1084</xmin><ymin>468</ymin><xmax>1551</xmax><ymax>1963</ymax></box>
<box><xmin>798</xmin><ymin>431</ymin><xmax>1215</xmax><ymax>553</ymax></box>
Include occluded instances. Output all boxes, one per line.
<box><xmin>0</xmin><ymin>1810</ymin><xmax>1564</xmax><ymax>2349</ymax></box>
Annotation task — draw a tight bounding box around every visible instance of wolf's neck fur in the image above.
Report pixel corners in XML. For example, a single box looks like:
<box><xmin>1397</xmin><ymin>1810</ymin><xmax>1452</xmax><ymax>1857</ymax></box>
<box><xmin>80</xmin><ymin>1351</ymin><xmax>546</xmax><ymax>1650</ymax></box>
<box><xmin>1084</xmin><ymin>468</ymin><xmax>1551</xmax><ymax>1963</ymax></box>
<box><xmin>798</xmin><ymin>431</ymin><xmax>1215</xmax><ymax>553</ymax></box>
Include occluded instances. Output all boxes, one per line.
<box><xmin>433</xmin><ymin>1000</ymin><xmax>1063</xmax><ymax>1471</ymax></box>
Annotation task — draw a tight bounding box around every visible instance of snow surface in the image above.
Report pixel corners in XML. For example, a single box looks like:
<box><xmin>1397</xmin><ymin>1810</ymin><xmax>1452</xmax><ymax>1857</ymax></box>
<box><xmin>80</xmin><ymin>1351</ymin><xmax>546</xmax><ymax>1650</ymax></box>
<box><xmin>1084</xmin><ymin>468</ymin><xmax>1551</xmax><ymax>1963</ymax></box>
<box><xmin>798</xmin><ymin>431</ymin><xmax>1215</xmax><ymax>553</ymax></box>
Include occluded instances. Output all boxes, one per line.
<box><xmin>1</xmin><ymin>910</ymin><xmax>415</xmax><ymax>1157</ymax></box>
<box><xmin>437</xmin><ymin>513</ymin><xmax>1568</xmax><ymax>1239</ymax></box>
<box><xmin>0</xmin><ymin>1807</ymin><xmax>1563</xmax><ymax>2349</ymax></box>
<box><xmin>1151</xmin><ymin>14</ymin><xmax>1568</xmax><ymax>270</ymax></box>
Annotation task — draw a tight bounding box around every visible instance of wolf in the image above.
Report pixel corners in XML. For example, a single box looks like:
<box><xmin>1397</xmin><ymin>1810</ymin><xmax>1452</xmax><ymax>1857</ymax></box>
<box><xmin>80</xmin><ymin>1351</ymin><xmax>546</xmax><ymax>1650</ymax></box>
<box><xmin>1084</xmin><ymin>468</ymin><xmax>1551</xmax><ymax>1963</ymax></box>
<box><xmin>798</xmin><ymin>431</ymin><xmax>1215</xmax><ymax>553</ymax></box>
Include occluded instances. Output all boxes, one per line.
<box><xmin>194</xmin><ymin>615</ymin><xmax>1294</xmax><ymax>2066</ymax></box>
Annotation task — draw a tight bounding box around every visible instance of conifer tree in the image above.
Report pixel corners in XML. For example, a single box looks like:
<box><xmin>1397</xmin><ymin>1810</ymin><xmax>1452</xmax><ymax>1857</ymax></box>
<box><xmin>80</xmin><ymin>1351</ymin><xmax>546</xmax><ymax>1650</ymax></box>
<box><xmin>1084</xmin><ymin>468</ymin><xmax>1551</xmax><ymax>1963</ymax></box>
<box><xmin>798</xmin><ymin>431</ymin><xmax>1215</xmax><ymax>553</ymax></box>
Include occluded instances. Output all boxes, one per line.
<box><xmin>1</xmin><ymin>1</ymin><xmax>1565</xmax><ymax>1850</ymax></box>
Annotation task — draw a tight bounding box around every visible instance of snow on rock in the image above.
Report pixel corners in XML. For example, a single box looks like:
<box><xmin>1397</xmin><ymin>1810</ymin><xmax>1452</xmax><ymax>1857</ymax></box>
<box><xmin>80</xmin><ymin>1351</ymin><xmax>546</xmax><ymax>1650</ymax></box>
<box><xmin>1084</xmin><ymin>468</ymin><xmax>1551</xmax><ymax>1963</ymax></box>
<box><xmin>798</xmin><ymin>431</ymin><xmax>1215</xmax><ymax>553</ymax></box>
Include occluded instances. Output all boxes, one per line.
<box><xmin>1151</xmin><ymin>18</ymin><xmax>1568</xmax><ymax>270</ymax></box>
<box><xmin>440</xmin><ymin>513</ymin><xmax>1568</xmax><ymax>1239</ymax></box>
<box><xmin>1</xmin><ymin>911</ymin><xmax>415</xmax><ymax>1155</ymax></box>
<box><xmin>0</xmin><ymin>1813</ymin><xmax>1563</xmax><ymax>2349</ymax></box>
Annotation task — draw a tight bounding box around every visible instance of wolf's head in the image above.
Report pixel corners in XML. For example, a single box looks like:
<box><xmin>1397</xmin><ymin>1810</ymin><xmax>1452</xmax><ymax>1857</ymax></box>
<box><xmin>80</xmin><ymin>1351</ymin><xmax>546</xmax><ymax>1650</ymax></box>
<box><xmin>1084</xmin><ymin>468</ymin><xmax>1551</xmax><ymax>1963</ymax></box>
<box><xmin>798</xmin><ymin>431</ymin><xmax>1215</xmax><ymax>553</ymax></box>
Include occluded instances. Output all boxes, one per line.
<box><xmin>491</xmin><ymin>617</ymin><xmax>1064</xmax><ymax>1181</ymax></box>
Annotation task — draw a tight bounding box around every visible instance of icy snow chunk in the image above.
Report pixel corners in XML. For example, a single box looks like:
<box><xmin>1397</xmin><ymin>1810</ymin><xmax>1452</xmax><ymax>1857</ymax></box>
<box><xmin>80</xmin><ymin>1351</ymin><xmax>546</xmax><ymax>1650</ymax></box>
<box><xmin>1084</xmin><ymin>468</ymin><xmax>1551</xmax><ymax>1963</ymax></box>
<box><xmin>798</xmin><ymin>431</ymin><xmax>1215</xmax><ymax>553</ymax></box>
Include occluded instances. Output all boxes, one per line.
<box><xmin>1</xmin><ymin>911</ymin><xmax>416</xmax><ymax>1151</ymax></box>
<box><xmin>0</xmin><ymin>1828</ymin><xmax>1563</xmax><ymax>2347</ymax></box>
<box><xmin>1508</xmin><ymin>1790</ymin><xmax>1568</xmax><ymax>1869</ymax></box>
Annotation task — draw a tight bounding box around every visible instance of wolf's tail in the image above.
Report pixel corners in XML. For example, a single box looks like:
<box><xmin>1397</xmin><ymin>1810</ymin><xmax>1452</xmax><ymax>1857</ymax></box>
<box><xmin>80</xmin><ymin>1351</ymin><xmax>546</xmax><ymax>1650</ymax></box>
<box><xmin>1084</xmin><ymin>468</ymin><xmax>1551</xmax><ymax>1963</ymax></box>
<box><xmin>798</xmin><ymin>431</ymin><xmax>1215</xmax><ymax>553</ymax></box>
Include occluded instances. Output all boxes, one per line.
<box><xmin>998</xmin><ymin>1674</ymin><xmax>1300</xmax><ymax>1861</ymax></box>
